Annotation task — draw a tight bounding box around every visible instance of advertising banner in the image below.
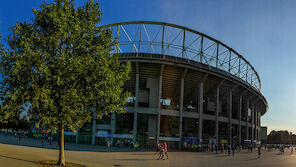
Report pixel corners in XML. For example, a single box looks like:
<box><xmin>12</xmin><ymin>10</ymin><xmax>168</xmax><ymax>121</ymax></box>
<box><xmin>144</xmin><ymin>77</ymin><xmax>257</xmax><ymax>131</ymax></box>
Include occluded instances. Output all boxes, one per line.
<box><xmin>183</xmin><ymin>138</ymin><xmax>202</xmax><ymax>142</ymax></box>
<box><xmin>97</xmin><ymin>130</ymin><xmax>110</xmax><ymax>137</ymax></box>
<box><xmin>64</xmin><ymin>131</ymin><xmax>76</xmax><ymax>135</ymax></box>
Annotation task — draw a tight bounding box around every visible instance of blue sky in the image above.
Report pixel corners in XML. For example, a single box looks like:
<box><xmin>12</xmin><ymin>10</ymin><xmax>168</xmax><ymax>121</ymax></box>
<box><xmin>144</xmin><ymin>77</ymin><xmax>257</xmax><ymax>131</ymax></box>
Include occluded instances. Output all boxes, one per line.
<box><xmin>1</xmin><ymin>0</ymin><xmax>296</xmax><ymax>133</ymax></box>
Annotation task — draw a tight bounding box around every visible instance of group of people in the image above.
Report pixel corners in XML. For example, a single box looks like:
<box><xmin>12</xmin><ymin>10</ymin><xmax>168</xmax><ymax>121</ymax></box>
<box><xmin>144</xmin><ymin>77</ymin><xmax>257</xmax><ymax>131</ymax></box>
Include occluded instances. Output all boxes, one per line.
<box><xmin>265</xmin><ymin>144</ymin><xmax>295</xmax><ymax>155</ymax></box>
<box><xmin>183</xmin><ymin>142</ymin><xmax>263</xmax><ymax>158</ymax></box>
<box><xmin>184</xmin><ymin>143</ymin><xmax>242</xmax><ymax>154</ymax></box>
<box><xmin>156</xmin><ymin>142</ymin><xmax>168</xmax><ymax>160</ymax></box>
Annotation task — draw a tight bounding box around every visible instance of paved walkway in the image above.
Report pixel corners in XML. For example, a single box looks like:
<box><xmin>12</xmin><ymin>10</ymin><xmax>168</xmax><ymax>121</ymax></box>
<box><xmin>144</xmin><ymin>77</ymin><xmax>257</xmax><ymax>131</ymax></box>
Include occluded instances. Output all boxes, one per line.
<box><xmin>1</xmin><ymin>135</ymin><xmax>296</xmax><ymax>167</ymax></box>
<box><xmin>0</xmin><ymin>134</ymin><xmax>139</xmax><ymax>152</ymax></box>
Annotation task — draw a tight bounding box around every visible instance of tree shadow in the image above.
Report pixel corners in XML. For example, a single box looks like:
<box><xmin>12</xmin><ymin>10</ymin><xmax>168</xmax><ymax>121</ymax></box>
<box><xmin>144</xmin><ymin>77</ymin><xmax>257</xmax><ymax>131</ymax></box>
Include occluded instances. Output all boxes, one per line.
<box><xmin>0</xmin><ymin>154</ymin><xmax>38</xmax><ymax>164</ymax></box>
<box><xmin>128</xmin><ymin>153</ymin><xmax>152</xmax><ymax>155</ymax></box>
<box><xmin>215</xmin><ymin>155</ymin><xmax>229</xmax><ymax>157</ymax></box>
<box><xmin>245</xmin><ymin>157</ymin><xmax>259</xmax><ymax>161</ymax></box>
<box><xmin>113</xmin><ymin>158</ymin><xmax>157</xmax><ymax>161</ymax></box>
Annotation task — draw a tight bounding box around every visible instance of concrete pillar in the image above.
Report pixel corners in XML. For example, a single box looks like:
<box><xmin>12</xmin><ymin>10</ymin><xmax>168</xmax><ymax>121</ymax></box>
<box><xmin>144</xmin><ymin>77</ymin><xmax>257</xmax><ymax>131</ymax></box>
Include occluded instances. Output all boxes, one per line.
<box><xmin>148</xmin><ymin>116</ymin><xmax>157</xmax><ymax>138</ymax></box>
<box><xmin>198</xmin><ymin>74</ymin><xmax>208</xmax><ymax>143</ymax></box>
<box><xmin>251</xmin><ymin>103</ymin><xmax>255</xmax><ymax>143</ymax></box>
<box><xmin>92</xmin><ymin>111</ymin><xmax>96</xmax><ymax>145</ymax></box>
<box><xmin>111</xmin><ymin>112</ymin><xmax>116</xmax><ymax>145</ymax></box>
<box><xmin>246</xmin><ymin>99</ymin><xmax>249</xmax><ymax>140</ymax></box>
<box><xmin>198</xmin><ymin>81</ymin><xmax>204</xmax><ymax>142</ymax></box>
<box><xmin>157</xmin><ymin>65</ymin><xmax>165</xmax><ymax>143</ymax></box>
<box><xmin>179</xmin><ymin>69</ymin><xmax>187</xmax><ymax>149</ymax></box>
<box><xmin>215</xmin><ymin>87</ymin><xmax>220</xmax><ymax>144</ymax></box>
<box><xmin>215</xmin><ymin>80</ymin><xmax>224</xmax><ymax>144</ymax></box>
<box><xmin>258</xmin><ymin>109</ymin><xmax>261</xmax><ymax>141</ymax></box>
<box><xmin>254</xmin><ymin>108</ymin><xmax>257</xmax><ymax>141</ymax></box>
<box><xmin>228</xmin><ymin>91</ymin><xmax>233</xmax><ymax>144</ymax></box>
<box><xmin>133</xmin><ymin>63</ymin><xmax>139</xmax><ymax>144</ymax></box>
<box><xmin>238</xmin><ymin>96</ymin><xmax>242</xmax><ymax>145</ymax></box>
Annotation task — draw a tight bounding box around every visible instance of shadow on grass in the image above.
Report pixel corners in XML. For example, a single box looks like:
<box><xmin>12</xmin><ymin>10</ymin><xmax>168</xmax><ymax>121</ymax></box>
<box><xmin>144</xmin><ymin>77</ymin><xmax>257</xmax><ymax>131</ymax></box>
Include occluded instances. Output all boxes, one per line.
<box><xmin>0</xmin><ymin>154</ymin><xmax>38</xmax><ymax>164</ymax></box>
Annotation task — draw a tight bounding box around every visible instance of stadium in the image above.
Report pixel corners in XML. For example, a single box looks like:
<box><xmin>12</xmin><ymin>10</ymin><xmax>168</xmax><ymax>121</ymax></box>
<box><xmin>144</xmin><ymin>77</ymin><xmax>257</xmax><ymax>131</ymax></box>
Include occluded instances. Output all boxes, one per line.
<box><xmin>73</xmin><ymin>21</ymin><xmax>268</xmax><ymax>149</ymax></box>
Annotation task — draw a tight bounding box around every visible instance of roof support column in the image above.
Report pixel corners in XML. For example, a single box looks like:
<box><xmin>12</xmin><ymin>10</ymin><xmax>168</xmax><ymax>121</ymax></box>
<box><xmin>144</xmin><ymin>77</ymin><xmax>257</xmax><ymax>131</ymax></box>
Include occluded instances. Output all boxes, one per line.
<box><xmin>133</xmin><ymin>63</ymin><xmax>139</xmax><ymax>144</ymax></box>
<box><xmin>246</xmin><ymin>99</ymin><xmax>249</xmax><ymax>140</ymax></box>
<box><xmin>238</xmin><ymin>95</ymin><xmax>242</xmax><ymax>146</ymax></box>
<box><xmin>228</xmin><ymin>92</ymin><xmax>232</xmax><ymax>144</ymax></box>
<box><xmin>228</xmin><ymin>86</ymin><xmax>237</xmax><ymax>145</ymax></box>
<box><xmin>258</xmin><ymin>110</ymin><xmax>261</xmax><ymax>141</ymax></box>
<box><xmin>198</xmin><ymin>74</ymin><xmax>208</xmax><ymax>143</ymax></box>
<box><xmin>238</xmin><ymin>90</ymin><xmax>247</xmax><ymax>145</ymax></box>
<box><xmin>215</xmin><ymin>80</ymin><xmax>224</xmax><ymax>144</ymax></box>
<box><xmin>254</xmin><ymin>107</ymin><xmax>257</xmax><ymax>141</ymax></box>
<box><xmin>157</xmin><ymin>64</ymin><xmax>165</xmax><ymax>143</ymax></box>
<box><xmin>251</xmin><ymin>103</ymin><xmax>255</xmax><ymax>143</ymax></box>
<box><xmin>179</xmin><ymin>68</ymin><xmax>187</xmax><ymax>150</ymax></box>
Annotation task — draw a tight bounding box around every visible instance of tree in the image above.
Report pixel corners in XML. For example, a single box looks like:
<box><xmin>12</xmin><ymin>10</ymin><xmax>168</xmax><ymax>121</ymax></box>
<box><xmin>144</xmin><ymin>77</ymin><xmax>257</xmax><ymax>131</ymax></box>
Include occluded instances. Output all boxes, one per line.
<box><xmin>0</xmin><ymin>0</ymin><xmax>131</xmax><ymax>166</ymax></box>
<box><xmin>267</xmin><ymin>130</ymin><xmax>293</xmax><ymax>144</ymax></box>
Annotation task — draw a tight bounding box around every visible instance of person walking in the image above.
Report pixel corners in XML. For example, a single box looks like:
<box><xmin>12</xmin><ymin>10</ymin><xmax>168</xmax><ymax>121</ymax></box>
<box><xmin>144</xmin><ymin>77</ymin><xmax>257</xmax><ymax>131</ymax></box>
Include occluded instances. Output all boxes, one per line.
<box><xmin>232</xmin><ymin>144</ymin><xmax>235</xmax><ymax>156</ymax></box>
<box><xmin>164</xmin><ymin>141</ymin><xmax>168</xmax><ymax>160</ymax></box>
<box><xmin>258</xmin><ymin>145</ymin><xmax>261</xmax><ymax>158</ymax></box>
<box><xmin>157</xmin><ymin>142</ymin><xmax>160</xmax><ymax>152</ymax></box>
<box><xmin>41</xmin><ymin>135</ymin><xmax>45</xmax><ymax>148</ymax></box>
<box><xmin>134</xmin><ymin>141</ymin><xmax>139</xmax><ymax>151</ymax></box>
<box><xmin>107</xmin><ymin>140</ymin><xmax>111</xmax><ymax>152</ymax></box>
<box><xmin>227</xmin><ymin>145</ymin><xmax>231</xmax><ymax>156</ymax></box>
<box><xmin>18</xmin><ymin>133</ymin><xmax>22</xmax><ymax>144</ymax></box>
<box><xmin>158</xmin><ymin>144</ymin><xmax>164</xmax><ymax>160</ymax></box>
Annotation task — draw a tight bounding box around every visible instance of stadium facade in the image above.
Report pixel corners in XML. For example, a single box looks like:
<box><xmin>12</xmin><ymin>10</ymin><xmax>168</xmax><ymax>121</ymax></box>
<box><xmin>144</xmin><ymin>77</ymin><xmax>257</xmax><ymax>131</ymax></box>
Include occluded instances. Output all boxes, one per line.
<box><xmin>72</xmin><ymin>21</ymin><xmax>268</xmax><ymax>149</ymax></box>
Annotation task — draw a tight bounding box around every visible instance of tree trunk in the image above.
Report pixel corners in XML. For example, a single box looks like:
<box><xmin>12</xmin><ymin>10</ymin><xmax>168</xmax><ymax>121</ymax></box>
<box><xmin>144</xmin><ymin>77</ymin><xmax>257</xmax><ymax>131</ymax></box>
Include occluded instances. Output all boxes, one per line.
<box><xmin>58</xmin><ymin>126</ymin><xmax>66</xmax><ymax>166</ymax></box>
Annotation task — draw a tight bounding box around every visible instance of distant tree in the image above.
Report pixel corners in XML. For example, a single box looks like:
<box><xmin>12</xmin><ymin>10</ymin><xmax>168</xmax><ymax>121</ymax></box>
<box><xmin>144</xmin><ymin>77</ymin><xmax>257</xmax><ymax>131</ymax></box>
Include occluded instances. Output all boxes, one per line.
<box><xmin>0</xmin><ymin>116</ymin><xmax>31</xmax><ymax>131</ymax></box>
<box><xmin>267</xmin><ymin>130</ymin><xmax>293</xmax><ymax>144</ymax></box>
<box><xmin>0</xmin><ymin>0</ymin><xmax>130</xmax><ymax>166</ymax></box>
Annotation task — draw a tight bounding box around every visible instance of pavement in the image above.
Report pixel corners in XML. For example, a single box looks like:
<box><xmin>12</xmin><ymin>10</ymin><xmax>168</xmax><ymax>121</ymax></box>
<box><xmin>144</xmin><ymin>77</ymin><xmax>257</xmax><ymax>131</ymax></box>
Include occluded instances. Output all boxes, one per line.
<box><xmin>0</xmin><ymin>135</ymin><xmax>296</xmax><ymax>167</ymax></box>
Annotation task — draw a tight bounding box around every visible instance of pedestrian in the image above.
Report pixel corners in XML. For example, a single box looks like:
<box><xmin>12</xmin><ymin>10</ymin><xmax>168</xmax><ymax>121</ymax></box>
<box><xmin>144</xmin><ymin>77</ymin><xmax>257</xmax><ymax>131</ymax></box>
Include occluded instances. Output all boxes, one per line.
<box><xmin>18</xmin><ymin>133</ymin><xmax>22</xmax><ymax>144</ymax></box>
<box><xmin>232</xmin><ymin>144</ymin><xmax>235</xmax><ymax>156</ymax></box>
<box><xmin>41</xmin><ymin>135</ymin><xmax>45</xmax><ymax>147</ymax></box>
<box><xmin>57</xmin><ymin>139</ymin><xmax>60</xmax><ymax>148</ymax></box>
<box><xmin>164</xmin><ymin>141</ymin><xmax>168</xmax><ymax>160</ymax></box>
<box><xmin>227</xmin><ymin>145</ymin><xmax>231</xmax><ymax>156</ymax></box>
<box><xmin>158</xmin><ymin>144</ymin><xmax>164</xmax><ymax>160</ymax></box>
<box><xmin>134</xmin><ymin>141</ymin><xmax>139</xmax><ymax>151</ymax></box>
<box><xmin>157</xmin><ymin>142</ymin><xmax>160</xmax><ymax>152</ymax></box>
<box><xmin>107</xmin><ymin>140</ymin><xmax>111</xmax><ymax>152</ymax></box>
<box><xmin>291</xmin><ymin>147</ymin><xmax>293</xmax><ymax>154</ymax></box>
<box><xmin>49</xmin><ymin>136</ymin><xmax>53</xmax><ymax>145</ymax></box>
<box><xmin>258</xmin><ymin>145</ymin><xmax>261</xmax><ymax>158</ymax></box>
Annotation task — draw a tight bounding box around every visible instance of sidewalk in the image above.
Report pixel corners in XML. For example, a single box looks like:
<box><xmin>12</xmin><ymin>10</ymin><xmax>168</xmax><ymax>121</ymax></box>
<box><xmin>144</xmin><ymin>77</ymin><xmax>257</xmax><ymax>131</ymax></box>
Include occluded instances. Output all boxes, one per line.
<box><xmin>0</xmin><ymin>133</ymin><xmax>145</xmax><ymax>152</ymax></box>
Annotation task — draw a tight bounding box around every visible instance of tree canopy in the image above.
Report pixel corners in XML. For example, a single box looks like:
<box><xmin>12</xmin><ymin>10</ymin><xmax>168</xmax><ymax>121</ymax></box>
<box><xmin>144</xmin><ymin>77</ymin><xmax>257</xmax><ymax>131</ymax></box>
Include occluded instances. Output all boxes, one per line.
<box><xmin>0</xmin><ymin>0</ymin><xmax>130</xmax><ymax>165</ymax></box>
<box><xmin>267</xmin><ymin>130</ymin><xmax>293</xmax><ymax>144</ymax></box>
